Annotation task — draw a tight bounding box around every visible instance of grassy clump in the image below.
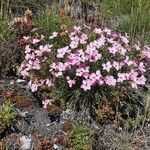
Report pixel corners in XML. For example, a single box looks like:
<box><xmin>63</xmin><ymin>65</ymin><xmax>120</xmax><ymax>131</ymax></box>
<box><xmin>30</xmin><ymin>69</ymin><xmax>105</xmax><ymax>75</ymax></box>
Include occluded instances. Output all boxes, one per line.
<box><xmin>0</xmin><ymin>103</ymin><xmax>16</xmax><ymax>133</ymax></box>
<box><xmin>69</xmin><ymin>123</ymin><xmax>94</xmax><ymax>150</ymax></box>
<box><xmin>0</xmin><ymin>0</ymin><xmax>50</xmax><ymax>17</ymax></box>
<box><xmin>0</xmin><ymin>16</ymin><xmax>12</xmax><ymax>42</ymax></box>
<box><xmin>35</xmin><ymin>6</ymin><xmax>73</xmax><ymax>36</ymax></box>
<box><xmin>98</xmin><ymin>0</ymin><xmax>150</xmax><ymax>44</ymax></box>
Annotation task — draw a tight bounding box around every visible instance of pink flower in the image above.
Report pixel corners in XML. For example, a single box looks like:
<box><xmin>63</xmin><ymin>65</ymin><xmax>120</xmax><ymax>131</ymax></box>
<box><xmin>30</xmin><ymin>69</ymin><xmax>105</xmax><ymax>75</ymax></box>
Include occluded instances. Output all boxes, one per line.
<box><xmin>135</xmin><ymin>75</ymin><xmax>146</xmax><ymax>85</ymax></box>
<box><xmin>131</xmin><ymin>82</ymin><xmax>138</xmax><ymax>89</ymax></box>
<box><xmin>45</xmin><ymin>79</ymin><xmax>53</xmax><ymax>87</ymax></box>
<box><xmin>29</xmin><ymin>53</ymin><xmax>35</xmax><ymax>60</ymax></box>
<box><xmin>80</xmin><ymin>33</ymin><xmax>88</xmax><ymax>44</ymax></box>
<box><xmin>50</xmin><ymin>63</ymin><xmax>57</xmax><ymax>70</ymax></box>
<box><xmin>113</xmin><ymin>61</ymin><xmax>120</xmax><ymax>70</ymax></box>
<box><xmin>124</xmin><ymin>56</ymin><xmax>134</xmax><ymax>66</ymax></box>
<box><xmin>32</xmin><ymin>59</ymin><xmax>41</xmax><ymax>70</ymax></box>
<box><xmin>131</xmin><ymin>75</ymin><xmax>146</xmax><ymax>89</ymax></box>
<box><xmin>55</xmin><ymin>71</ymin><xmax>63</xmax><ymax>77</ymax></box>
<box><xmin>66</xmin><ymin>76</ymin><xmax>75</xmax><ymax>87</ymax></box>
<box><xmin>25</xmin><ymin>53</ymin><xmax>31</xmax><ymax>60</ymax></box>
<box><xmin>120</xmin><ymin>47</ymin><xmax>127</xmax><ymax>55</ymax></box>
<box><xmin>128</xmin><ymin>70</ymin><xmax>138</xmax><ymax>80</ymax></box>
<box><xmin>32</xmin><ymin>38</ymin><xmax>40</xmax><ymax>44</ymax></box>
<box><xmin>49</xmin><ymin>32</ymin><xmax>58</xmax><ymax>39</ymax></box>
<box><xmin>108</xmin><ymin>46</ymin><xmax>118</xmax><ymax>55</ymax></box>
<box><xmin>57</xmin><ymin>62</ymin><xmax>66</xmax><ymax>71</ymax></box>
<box><xmin>120</xmin><ymin>34</ymin><xmax>129</xmax><ymax>44</ymax></box>
<box><xmin>28</xmin><ymin>59</ymin><xmax>33</xmax><ymax>65</ymax></box>
<box><xmin>105</xmin><ymin>76</ymin><xmax>117</xmax><ymax>86</ymax></box>
<box><xmin>76</xmin><ymin>67</ymin><xmax>89</xmax><ymax>78</ymax></box>
<box><xmin>20</xmin><ymin>69</ymin><xmax>29</xmax><ymax>78</ymax></box>
<box><xmin>138</xmin><ymin>62</ymin><xmax>146</xmax><ymax>72</ymax></box>
<box><xmin>25</xmin><ymin>45</ymin><xmax>32</xmax><ymax>53</ymax></box>
<box><xmin>39</xmin><ymin>44</ymin><xmax>52</xmax><ymax>52</ymax></box>
<box><xmin>104</xmin><ymin>28</ymin><xmax>111</xmax><ymax>35</ymax></box>
<box><xmin>107</xmin><ymin>38</ymin><xmax>115</xmax><ymax>44</ymax></box>
<box><xmin>74</xmin><ymin>26</ymin><xmax>81</xmax><ymax>32</ymax></box>
<box><xmin>42</xmin><ymin>99</ymin><xmax>52</xmax><ymax>109</ymax></box>
<box><xmin>102</xmin><ymin>61</ymin><xmax>112</xmax><ymax>72</ymax></box>
<box><xmin>28</xmin><ymin>81</ymin><xmax>39</xmax><ymax>92</ymax></box>
<box><xmin>85</xmin><ymin>44</ymin><xmax>102</xmax><ymax>62</ymax></box>
<box><xmin>142</xmin><ymin>51</ymin><xmax>150</xmax><ymax>59</ymax></box>
<box><xmin>81</xmin><ymin>79</ymin><xmax>92</xmax><ymax>91</ymax></box>
<box><xmin>88</xmin><ymin>70</ymin><xmax>103</xmax><ymax>85</ymax></box>
<box><xmin>117</xmin><ymin>73</ymin><xmax>126</xmax><ymax>83</ymax></box>
<box><xmin>95</xmin><ymin>36</ymin><xmax>106</xmax><ymax>48</ymax></box>
<box><xmin>91</xmin><ymin>35</ymin><xmax>106</xmax><ymax>49</ymax></box>
<box><xmin>57</xmin><ymin>46</ymin><xmax>70</xmax><ymax>58</ymax></box>
<box><xmin>70</xmin><ymin>41</ymin><xmax>79</xmax><ymax>49</ymax></box>
<box><xmin>35</xmin><ymin>50</ymin><xmax>43</xmax><ymax>56</ymax></box>
<box><xmin>57</xmin><ymin>49</ymin><xmax>66</xmax><ymax>58</ymax></box>
<box><xmin>94</xmin><ymin>28</ymin><xmax>102</xmax><ymax>34</ymax></box>
<box><xmin>23</xmin><ymin>36</ymin><xmax>30</xmax><ymax>40</ymax></box>
<box><xmin>89</xmin><ymin>73</ymin><xmax>97</xmax><ymax>84</ymax></box>
<box><xmin>134</xmin><ymin>44</ymin><xmax>140</xmax><ymax>51</ymax></box>
<box><xmin>51</xmin><ymin>62</ymin><xmax>66</xmax><ymax>73</ymax></box>
<box><xmin>67</xmin><ymin>53</ymin><xmax>80</xmax><ymax>65</ymax></box>
<box><xmin>142</xmin><ymin>46</ymin><xmax>150</xmax><ymax>59</ymax></box>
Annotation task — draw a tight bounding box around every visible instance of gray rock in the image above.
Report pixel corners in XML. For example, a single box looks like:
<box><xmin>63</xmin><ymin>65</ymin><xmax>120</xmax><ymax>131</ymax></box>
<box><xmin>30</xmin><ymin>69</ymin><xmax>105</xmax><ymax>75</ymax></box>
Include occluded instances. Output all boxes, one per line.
<box><xmin>20</xmin><ymin>135</ymin><xmax>32</xmax><ymax>150</ymax></box>
<box><xmin>30</xmin><ymin>108</ymin><xmax>63</xmax><ymax>137</ymax></box>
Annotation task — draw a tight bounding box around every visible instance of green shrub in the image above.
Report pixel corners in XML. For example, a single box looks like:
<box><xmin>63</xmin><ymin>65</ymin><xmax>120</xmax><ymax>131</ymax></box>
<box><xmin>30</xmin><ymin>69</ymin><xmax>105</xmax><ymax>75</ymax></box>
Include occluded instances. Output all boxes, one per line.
<box><xmin>18</xmin><ymin>25</ymin><xmax>149</xmax><ymax>121</ymax></box>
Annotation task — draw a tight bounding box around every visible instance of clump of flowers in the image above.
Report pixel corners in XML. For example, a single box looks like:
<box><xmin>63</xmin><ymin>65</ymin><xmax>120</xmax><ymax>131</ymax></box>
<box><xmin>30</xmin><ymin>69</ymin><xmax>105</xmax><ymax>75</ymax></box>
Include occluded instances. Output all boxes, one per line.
<box><xmin>18</xmin><ymin>25</ymin><xmax>150</xmax><ymax>111</ymax></box>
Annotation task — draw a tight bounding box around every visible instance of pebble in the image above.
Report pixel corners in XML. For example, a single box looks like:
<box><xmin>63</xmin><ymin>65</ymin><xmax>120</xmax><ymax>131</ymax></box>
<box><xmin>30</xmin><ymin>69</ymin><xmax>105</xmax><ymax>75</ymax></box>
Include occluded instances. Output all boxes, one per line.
<box><xmin>20</xmin><ymin>135</ymin><xmax>32</xmax><ymax>150</ymax></box>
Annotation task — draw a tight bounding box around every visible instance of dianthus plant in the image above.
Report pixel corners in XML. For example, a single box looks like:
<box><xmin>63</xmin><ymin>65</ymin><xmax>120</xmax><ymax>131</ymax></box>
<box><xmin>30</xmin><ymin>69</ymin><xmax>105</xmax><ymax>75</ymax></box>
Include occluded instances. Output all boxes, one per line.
<box><xmin>18</xmin><ymin>26</ymin><xmax>150</xmax><ymax>110</ymax></box>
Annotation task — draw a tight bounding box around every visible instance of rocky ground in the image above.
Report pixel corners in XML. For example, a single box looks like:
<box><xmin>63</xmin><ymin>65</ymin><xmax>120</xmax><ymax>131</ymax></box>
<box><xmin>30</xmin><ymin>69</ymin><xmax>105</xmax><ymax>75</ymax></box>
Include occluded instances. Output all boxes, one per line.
<box><xmin>0</xmin><ymin>78</ymin><xmax>150</xmax><ymax>150</ymax></box>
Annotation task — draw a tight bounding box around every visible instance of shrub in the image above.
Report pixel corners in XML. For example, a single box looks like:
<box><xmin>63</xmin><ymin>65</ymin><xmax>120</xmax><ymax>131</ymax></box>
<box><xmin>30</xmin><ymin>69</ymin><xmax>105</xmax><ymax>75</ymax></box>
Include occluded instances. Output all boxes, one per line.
<box><xmin>18</xmin><ymin>25</ymin><xmax>150</xmax><ymax>116</ymax></box>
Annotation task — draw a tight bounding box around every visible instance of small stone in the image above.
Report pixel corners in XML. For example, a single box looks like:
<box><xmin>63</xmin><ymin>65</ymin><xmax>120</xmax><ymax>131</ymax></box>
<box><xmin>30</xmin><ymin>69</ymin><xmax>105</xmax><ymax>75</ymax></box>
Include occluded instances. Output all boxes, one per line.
<box><xmin>16</xmin><ymin>109</ymin><xmax>28</xmax><ymax>117</ymax></box>
<box><xmin>20</xmin><ymin>135</ymin><xmax>32</xmax><ymax>150</ymax></box>
<box><xmin>46</xmin><ymin>123</ymin><xmax>51</xmax><ymax>127</ymax></box>
<box><xmin>10</xmin><ymin>80</ymin><xmax>15</xmax><ymax>85</ymax></box>
<box><xmin>16</xmin><ymin>79</ymin><xmax>26</xmax><ymax>83</ymax></box>
<box><xmin>53</xmin><ymin>144</ymin><xmax>60</xmax><ymax>149</ymax></box>
<box><xmin>118</xmin><ymin>127</ymin><xmax>122</xmax><ymax>131</ymax></box>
